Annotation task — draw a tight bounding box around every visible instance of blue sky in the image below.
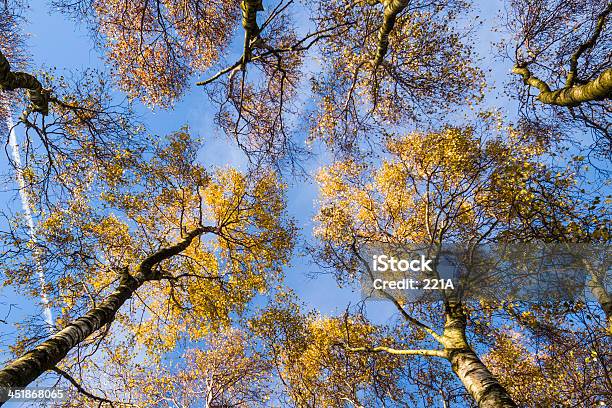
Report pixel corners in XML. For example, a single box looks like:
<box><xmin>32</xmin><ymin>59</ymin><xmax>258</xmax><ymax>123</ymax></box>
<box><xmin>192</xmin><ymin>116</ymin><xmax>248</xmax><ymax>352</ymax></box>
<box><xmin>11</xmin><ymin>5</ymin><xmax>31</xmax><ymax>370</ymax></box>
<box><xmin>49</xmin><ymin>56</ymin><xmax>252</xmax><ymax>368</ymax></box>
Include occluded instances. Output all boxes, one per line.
<box><xmin>5</xmin><ymin>0</ymin><xmax>460</xmax><ymax>330</ymax></box>
<box><xmin>0</xmin><ymin>0</ymin><xmax>522</xmax><ymax>338</ymax></box>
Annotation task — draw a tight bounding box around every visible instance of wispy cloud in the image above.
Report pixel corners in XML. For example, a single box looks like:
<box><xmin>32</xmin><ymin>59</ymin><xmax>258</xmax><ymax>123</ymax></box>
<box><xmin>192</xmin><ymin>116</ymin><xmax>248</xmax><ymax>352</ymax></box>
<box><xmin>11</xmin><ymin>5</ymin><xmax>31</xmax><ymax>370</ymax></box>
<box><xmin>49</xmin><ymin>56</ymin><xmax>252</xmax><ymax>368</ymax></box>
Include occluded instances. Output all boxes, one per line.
<box><xmin>6</xmin><ymin>114</ymin><xmax>54</xmax><ymax>333</ymax></box>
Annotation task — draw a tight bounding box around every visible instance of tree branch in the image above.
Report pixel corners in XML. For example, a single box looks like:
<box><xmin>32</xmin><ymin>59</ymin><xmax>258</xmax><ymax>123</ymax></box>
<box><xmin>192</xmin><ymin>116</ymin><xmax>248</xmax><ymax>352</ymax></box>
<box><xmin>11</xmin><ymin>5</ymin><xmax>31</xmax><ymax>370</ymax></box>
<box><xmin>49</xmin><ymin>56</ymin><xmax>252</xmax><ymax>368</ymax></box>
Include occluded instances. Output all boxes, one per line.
<box><xmin>513</xmin><ymin>65</ymin><xmax>612</xmax><ymax>106</ymax></box>
<box><xmin>196</xmin><ymin>22</ymin><xmax>351</xmax><ymax>87</ymax></box>
<box><xmin>0</xmin><ymin>49</ymin><xmax>50</xmax><ymax>115</ymax></box>
<box><xmin>349</xmin><ymin>239</ymin><xmax>445</xmax><ymax>344</ymax></box>
<box><xmin>52</xmin><ymin>367</ymin><xmax>116</xmax><ymax>406</ymax></box>
<box><xmin>513</xmin><ymin>2</ymin><xmax>612</xmax><ymax>106</ymax></box>
<box><xmin>240</xmin><ymin>0</ymin><xmax>264</xmax><ymax>67</ymax></box>
<box><xmin>566</xmin><ymin>2</ymin><xmax>612</xmax><ymax>87</ymax></box>
<box><xmin>0</xmin><ymin>227</ymin><xmax>216</xmax><ymax>398</ymax></box>
<box><xmin>342</xmin><ymin>343</ymin><xmax>447</xmax><ymax>358</ymax></box>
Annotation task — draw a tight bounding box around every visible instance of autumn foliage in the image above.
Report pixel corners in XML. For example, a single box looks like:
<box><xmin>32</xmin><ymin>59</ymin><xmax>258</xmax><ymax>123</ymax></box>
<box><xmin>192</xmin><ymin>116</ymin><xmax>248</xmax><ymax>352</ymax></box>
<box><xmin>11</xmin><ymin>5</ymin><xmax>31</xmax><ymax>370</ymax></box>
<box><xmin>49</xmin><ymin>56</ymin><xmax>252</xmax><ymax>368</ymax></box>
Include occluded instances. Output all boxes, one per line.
<box><xmin>0</xmin><ymin>0</ymin><xmax>610</xmax><ymax>407</ymax></box>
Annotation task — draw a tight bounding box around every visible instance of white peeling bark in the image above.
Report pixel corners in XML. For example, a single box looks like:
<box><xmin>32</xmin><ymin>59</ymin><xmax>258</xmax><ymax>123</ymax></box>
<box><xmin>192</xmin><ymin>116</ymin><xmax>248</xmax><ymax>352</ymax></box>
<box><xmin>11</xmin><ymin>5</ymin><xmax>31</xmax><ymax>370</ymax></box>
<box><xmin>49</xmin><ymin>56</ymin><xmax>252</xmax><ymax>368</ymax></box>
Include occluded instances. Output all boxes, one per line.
<box><xmin>448</xmin><ymin>348</ymin><xmax>517</xmax><ymax>408</ymax></box>
<box><xmin>0</xmin><ymin>227</ymin><xmax>210</xmax><ymax>404</ymax></box>
<box><xmin>583</xmin><ymin>259</ymin><xmax>612</xmax><ymax>333</ymax></box>
<box><xmin>442</xmin><ymin>303</ymin><xmax>517</xmax><ymax>408</ymax></box>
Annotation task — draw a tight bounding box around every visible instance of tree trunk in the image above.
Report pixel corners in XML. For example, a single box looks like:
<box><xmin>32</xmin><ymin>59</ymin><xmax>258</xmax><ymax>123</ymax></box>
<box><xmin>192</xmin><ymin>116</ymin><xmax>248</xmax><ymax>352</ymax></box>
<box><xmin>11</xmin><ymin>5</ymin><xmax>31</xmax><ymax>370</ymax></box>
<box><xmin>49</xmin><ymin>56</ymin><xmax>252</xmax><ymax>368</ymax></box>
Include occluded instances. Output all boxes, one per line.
<box><xmin>0</xmin><ymin>274</ymin><xmax>140</xmax><ymax>405</ymax></box>
<box><xmin>448</xmin><ymin>348</ymin><xmax>517</xmax><ymax>408</ymax></box>
<box><xmin>374</xmin><ymin>0</ymin><xmax>409</xmax><ymax>66</ymax></box>
<box><xmin>587</xmin><ymin>280</ymin><xmax>612</xmax><ymax>331</ymax></box>
<box><xmin>0</xmin><ymin>227</ymin><xmax>209</xmax><ymax>405</ymax></box>
<box><xmin>583</xmin><ymin>259</ymin><xmax>612</xmax><ymax>333</ymax></box>
<box><xmin>442</xmin><ymin>303</ymin><xmax>517</xmax><ymax>408</ymax></box>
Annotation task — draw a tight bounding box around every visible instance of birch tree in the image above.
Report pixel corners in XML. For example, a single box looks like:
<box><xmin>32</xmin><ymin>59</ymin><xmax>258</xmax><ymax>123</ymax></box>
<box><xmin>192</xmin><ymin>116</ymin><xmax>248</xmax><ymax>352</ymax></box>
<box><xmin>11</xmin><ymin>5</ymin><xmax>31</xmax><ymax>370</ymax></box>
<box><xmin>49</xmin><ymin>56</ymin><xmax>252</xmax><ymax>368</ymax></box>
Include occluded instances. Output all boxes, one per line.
<box><xmin>312</xmin><ymin>119</ymin><xmax>572</xmax><ymax>407</ymax></box>
<box><xmin>1</xmin><ymin>0</ymin><xmax>607</xmax><ymax>405</ymax></box>
<box><xmin>54</xmin><ymin>327</ymin><xmax>277</xmax><ymax>407</ymax></box>
<box><xmin>310</xmin><ymin>0</ymin><xmax>482</xmax><ymax>154</ymax></box>
<box><xmin>250</xmin><ymin>297</ymin><xmax>411</xmax><ymax>407</ymax></box>
<box><xmin>0</xmin><ymin>130</ymin><xmax>294</xmax><ymax>400</ymax></box>
<box><xmin>507</xmin><ymin>0</ymin><xmax>612</xmax><ymax>158</ymax></box>
<box><xmin>49</xmin><ymin>0</ymin><xmax>484</xmax><ymax>166</ymax></box>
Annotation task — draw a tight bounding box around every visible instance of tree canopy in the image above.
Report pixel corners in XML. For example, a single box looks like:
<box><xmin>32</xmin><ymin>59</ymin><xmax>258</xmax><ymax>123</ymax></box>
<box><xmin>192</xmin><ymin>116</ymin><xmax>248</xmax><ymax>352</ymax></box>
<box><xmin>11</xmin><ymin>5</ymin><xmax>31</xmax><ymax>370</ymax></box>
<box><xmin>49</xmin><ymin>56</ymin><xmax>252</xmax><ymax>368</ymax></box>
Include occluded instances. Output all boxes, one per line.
<box><xmin>0</xmin><ymin>0</ymin><xmax>610</xmax><ymax>407</ymax></box>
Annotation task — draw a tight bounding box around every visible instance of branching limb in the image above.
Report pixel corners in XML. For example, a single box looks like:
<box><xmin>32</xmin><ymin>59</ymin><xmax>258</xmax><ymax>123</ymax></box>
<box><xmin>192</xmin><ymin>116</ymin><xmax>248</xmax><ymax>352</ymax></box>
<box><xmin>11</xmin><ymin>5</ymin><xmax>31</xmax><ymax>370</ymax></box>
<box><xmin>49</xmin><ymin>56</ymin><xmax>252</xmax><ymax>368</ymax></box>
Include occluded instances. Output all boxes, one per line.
<box><xmin>0</xmin><ymin>49</ymin><xmax>50</xmax><ymax>115</ymax></box>
<box><xmin>341</xmin><ymin>343</ymin><xmax>447</xmax><ymax>358</ymax></box>
<box><xmin>0</xmin><ymin>227</ymin><xmax>216</xmax><ymax>394</ymax></box>
<box><xmin>513</xmin><ymin>65</ymin><xmax>612</xmax><ymax>106</ymax></box>
<box><xmin>52</xmin><ymin>367</ymin><xmax>117</xmax><ymax>406</ymax></box>
<box><xmin>566</xmin><ymin>2</ymin><xmax>612</xmax><ymax>87</ymax></box>
<box><xmin>196</xmin><ymin>21</ymin><xmax>351</xmax><ymax>87</ymax></box>
<box><xmin>0</xmin><ymin>48</ymin><xmax>113</xmax><ymax>118</ymax></box>
<box><xmin>349</xmin><ymin>239</ymin><xmax>445</xmax><ymax>344</ymax></box>
<box><xmin>197</xmin><ymin>62</ymin><xmax>243</xmax><ymax>87</ymax></box>
<box><xmin>241</xmin><ymin>0</ymin><xmax>264</xmax><ymax>67</ymax></box>
<box><xmin>513</xmin><ymin>2</ymin><xmax>612</xmax><ymax>106</ymax></box>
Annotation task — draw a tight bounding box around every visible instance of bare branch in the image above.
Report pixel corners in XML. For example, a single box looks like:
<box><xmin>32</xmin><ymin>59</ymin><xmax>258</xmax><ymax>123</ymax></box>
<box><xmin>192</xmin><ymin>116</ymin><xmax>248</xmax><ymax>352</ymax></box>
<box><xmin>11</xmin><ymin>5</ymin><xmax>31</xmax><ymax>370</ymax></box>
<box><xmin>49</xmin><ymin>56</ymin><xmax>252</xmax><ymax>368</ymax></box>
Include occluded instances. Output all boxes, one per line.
<box><xmin>566</xmin><ymin>2</ymin><xmax>612</xmax><ymax>87</ymax></box>
<box><xmin>52</xmin><ymin>367</ymin><xmax>117</xmax><ymax>406</ymax></box>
